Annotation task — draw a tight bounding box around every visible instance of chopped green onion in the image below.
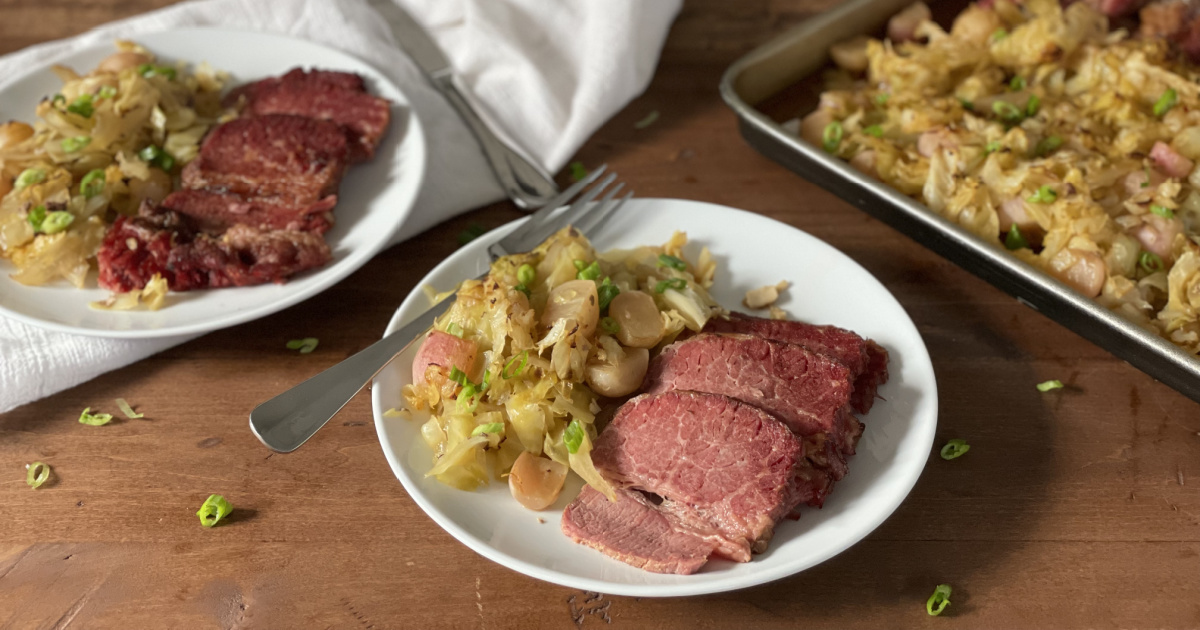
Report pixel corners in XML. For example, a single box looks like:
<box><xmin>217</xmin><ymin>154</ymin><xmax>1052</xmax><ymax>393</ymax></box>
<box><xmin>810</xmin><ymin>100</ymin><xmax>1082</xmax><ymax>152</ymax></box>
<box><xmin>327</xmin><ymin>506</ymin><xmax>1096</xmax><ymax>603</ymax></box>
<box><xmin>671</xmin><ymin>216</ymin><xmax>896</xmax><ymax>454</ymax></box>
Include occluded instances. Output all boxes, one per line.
<box><xmin>657</xmin><ymin>254</ymin><xmax>686</xmax><ymax>271</ymax></box>
<box><xmin>139</xmin><ymin>64</ymin><xmax>177</xmax><ymax>80</ymax></box>
<box><xmin>79</xmin><ymin>407</ymin><xmax>113</xmax><ymax>426</ymax></box>
<box><xmin>927</xmin><ymin>584</ymin><xmax>952</xmax><ymax>616</ymax></box>
<box><xmin>655</xmin><ymin>278</ymin><xmax>687</xmax><ymax>293</ymax></box>
<box><xmin>958</xmin><ymin>98</ymin><xmax>974</xmax><ymax>111</ymax></box>
<box><xmin>634</xmin><ymin>110</ymin><xmax>660</xmax><ymax>129</ymax></box>
<box><xmin>822</xmin><ymin>121</ymin><xmax>843</xmax><ymax>153</ymax></box>
<box><xmin>138</xmin><ymin>145</ymin><xmax>174</xmax><ymax>171</ymax></box>
<box><xmin>1140</xmin><ymin>251</ymin><xmax>1165</xmax><ymax>273</ymax></box>
<box><xmin>448</xmin><ymin>366</ymin><xmax>469</xmax><ymax>386</ymax></box>
<box><xmin>51</xmin><ymin>93</ymin><xmax>66</xmax><ymax>106</ymax></box>
<box><xmin>196</xmin><ymin>494</ymin><xmax>232</xmax><ymax>528</ymax></box>
<box><xmin>480</xmin><ymin>369</ymin><xmax>492</xmax><ymax>392</ymax></box>
<box><xmin>446</xmin><ymin>322</ymin><xmax>464</xmax><ymax>338</ymax></box>
<box><xmin>597</xmin><ymin>277</ymin><xmax>620</xmax><ymax>311</ymax></box>
<box><xmin>991</xmin><ymin>28</ymin><xmax>1008</xmax><ymax>42</ymax></box>
<box><xmin>874</xmin><ymin>92</ymin><xmax>890</xmax><ymax>105</ymax></box>
<box><xmin>1150</xmin><ymin>204</ymin><xmax>1174</xmax><ymax>219</ymax></box>
<box><xmin>1036</xmin><ymin>379</ymin><xmax>1064</xmax><ymax>392</ymax></box>
<box><xmin>502</xmin><ymin>351</ymin><xmax>529</xmax><ymax>379</ymax></box>
<box><xmin>1025</xmin><ymin>94</ymin><xmax>1041</xmax><ymax>117</ymax></box>
<box><xmin>66</xmin><ymin>94</ymin><xmax>94</xmax><ymax>118</ymax></box>
<box><xmin>61</xmin><ymin>136</ymin><xmax>91</xmax><ymax>153</ymax></box>
<box><xmin>1005</xmin><ymin>224</ymin><xmax>1029</xmax><ymax>250</ymax></box>
<box><xmin>15</xmin><ymin>168</ymin><xmax>46</xmax><ymax>190</ymax></box>
<box><xmin>80</xmin><ymin>169</ymin><xmax>106</xmax><ymax>198</ymax></box>
<box><xmin>940</xmin><ymin>439</ymin><xmax>970</xmax><ymax>460</ymax></box>
<box><xmin>517</xmin><ymin>263</ymin><xmax>536</xmax><ymax>286</ymax></box>
<box><xmin>576</xmin><ymin>260</ymin><xmax>601</xmax><ymax>281</ymax></box>
<box><xmin>115</xmin><ymin>398</ymin><xmax>143</xmax><ymax>419</ymax></box>
<box><xmin>98</xmin><ymin>85</ymin><xmax>117</xmax><ymax>100</ymax></box>
<box><xmin>1034</xmin><ymin>135</ymin><xmax>1061</xmax><ymax>157</ymax></box>
<box><xmin>564</xmin><ymin>419</ymin><xmax>584</xmax><ymax>454</ymax></box>
<box><xmin>863</xmin><ymin>124</ymin><xmax>884</xmax><ymax>137</ymax></box>
<box><xmin>1154</xmin><ymin>88</ymin><xmax>1177</xmax><ymax>118</ymax></box>
<box><xmin>985</xmin><ymin>140</ymin><xmax>1003</xmax><ymax>154</ymax></box>
<box><xmin>1028</xmin><ymin>185</ymin><xmax>1057</xmax><ymax>204</ymax></box>
<box><xmin>40</xmin><ymin>211</ymin><xmax>74</xmax><ymax>234</ymax></box>
<box><xmin>600</xmin><ymin>316</ymin><xmax>620</xmax><ymax>335</ymax></box>
<box><xmin>992</xmin><ymin>100</ymin><xmax>1023</xmax><ymax>123</ymax></box>
<box><xmin>1009</xmin><ymin>76</ymin><xmax>1026</xmax><ymax>92</ymax></box>
<box><xmin>26</xmin><ymin>205</ymin><xmax>46</xmax><ymax>231</ymax></box>
<box><xmin>569</xmin><ymin>161</ymin><xmax>589</xmax><ymax>182</ymax></box>
<box><xmin>457</xmin><ymin>223</ymin><xmax>488</xmax><ymax>246</ymax></box>
<box><xmin>286</xmin><ymin>337</ymin><xmax>318</xmax><ymax>354</ymax></box>
<box><xmin>456</xmin><ymin>383</ymin><xmax>480</xmax><ymax>412</ymax></box>
<box><xmin>26</xmin><ymin>462</ymin><xmax>50</xmax><ymax>489</ymax></box>
<box><xmin>471</xmin><ymin>422</ymin><xmax>505</xmax><ymax>437</ymax></box>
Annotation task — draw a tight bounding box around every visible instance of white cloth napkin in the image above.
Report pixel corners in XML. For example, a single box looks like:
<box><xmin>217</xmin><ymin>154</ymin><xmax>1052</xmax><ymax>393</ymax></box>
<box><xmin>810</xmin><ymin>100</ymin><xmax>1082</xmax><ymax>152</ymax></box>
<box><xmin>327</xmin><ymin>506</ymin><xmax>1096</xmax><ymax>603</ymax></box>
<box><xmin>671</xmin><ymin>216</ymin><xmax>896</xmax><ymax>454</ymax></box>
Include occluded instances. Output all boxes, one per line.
<box><xmin>0</xmin><ymin>0</ymin><xmax>681</xmax><ymax>413</ymax></box>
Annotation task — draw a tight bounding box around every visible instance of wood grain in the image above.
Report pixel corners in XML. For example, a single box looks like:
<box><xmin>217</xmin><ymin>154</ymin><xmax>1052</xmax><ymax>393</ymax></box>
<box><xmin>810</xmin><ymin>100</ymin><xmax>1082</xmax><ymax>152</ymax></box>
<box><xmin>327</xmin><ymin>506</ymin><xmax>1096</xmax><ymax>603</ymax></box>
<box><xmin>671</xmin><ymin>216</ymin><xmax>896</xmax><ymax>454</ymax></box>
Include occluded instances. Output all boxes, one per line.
<box><xmin>2</xmin><ymin>0</ymin><xmax>1199</xmax><ymax>628</ymax></box>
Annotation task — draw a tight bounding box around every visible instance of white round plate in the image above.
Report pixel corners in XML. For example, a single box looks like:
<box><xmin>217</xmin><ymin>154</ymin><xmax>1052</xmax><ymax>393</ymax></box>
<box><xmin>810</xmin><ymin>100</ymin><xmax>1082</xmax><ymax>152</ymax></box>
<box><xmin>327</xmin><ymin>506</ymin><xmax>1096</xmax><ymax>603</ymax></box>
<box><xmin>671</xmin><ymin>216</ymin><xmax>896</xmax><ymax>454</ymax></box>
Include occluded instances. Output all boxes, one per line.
<box><xmin>371</xmin><ymin>198</ymin><xmax>937</xmax><ymax>597</ymax></box>
<box><xmin>0</xmin><ymin>29</ymin><xmax>426</xmax><ymax>338</ymax></box>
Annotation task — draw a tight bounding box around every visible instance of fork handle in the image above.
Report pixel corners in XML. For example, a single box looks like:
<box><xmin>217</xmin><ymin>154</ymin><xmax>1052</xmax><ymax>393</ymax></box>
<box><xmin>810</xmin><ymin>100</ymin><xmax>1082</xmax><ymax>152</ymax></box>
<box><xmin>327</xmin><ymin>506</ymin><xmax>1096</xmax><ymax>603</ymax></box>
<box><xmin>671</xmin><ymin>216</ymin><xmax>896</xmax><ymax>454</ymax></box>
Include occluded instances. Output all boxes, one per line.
<box><xmin>248</xmin><ymin>297</ymin><xmax>451</xmax><ymax>452</ymax></box>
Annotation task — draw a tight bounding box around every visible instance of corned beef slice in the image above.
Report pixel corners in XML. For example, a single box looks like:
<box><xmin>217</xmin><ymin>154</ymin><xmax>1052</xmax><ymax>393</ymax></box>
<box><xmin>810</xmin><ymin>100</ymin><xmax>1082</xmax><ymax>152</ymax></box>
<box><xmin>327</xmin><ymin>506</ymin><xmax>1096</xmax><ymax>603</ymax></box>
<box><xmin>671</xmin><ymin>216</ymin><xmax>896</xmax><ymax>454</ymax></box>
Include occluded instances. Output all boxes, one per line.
<box><xmin>98</xmin><ymin>207</ymin><xmax>331</xmax><ymax>292</ymax></box>
<box><xmin>181</xmin><ymin>114</ymin><xmax>349</xmax><ymax>205</ymax></box>
<box><xmin>561</xmin><ymin>485</ymin><xmax>717</xmax><ymax>575</ymax></box>
<box><xmin>644</xmin><ymin>333</ymin><xmax>855</xmax><ymax>484</ymax></box>
<box><xmin>160</xmin><ymin>188</ymin><xmax>336</xmax><ymax>235</ymax></box>
<box><xmin>705</xmin><ymin>311</ymin><xmax>889</xmax><ymax>417</ymax></box>
<box><xmin>227</xmin><ymin>68</ymin><xmax>391</xmax><ymax>162</ymax></box>
<box><xmin>588</xmin><ymin>391</ymin><xmax>813</xmax><ymax>563</ymax></box>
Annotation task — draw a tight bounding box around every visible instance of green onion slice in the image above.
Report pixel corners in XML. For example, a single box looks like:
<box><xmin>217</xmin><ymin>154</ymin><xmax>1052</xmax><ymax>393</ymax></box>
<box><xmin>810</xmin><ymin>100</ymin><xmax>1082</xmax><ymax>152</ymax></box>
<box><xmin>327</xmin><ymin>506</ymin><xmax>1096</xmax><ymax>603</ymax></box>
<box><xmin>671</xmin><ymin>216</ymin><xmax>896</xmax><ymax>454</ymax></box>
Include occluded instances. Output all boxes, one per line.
<box><xmin>26</xmin><ymin>462</ymin><xmax>50</xmax><ymax>489</ymax></box>
<box><xmin>502</xmin><ymin>350</ymin><xmax>529</xmax><ymax>379</ymax></box>
<box><xmin>448</xmin><ymin>366</ymin><xmax>469</xmax><ymax>386</ymax></box>
<box><xmin>927</xmin><ymin>584</ymin><xmax>952</xmax><ymax>616</ymax></box>
<box><xmin>79</xmin><ymin>407</ymin><xmax>113</xmax><ymax>426</ymax></box>
<box><xmin>1005</xmin><ymin>224</ymin><xmax>1029</xmax><ymax>250</ymax></box>
<box><xmin>1150</xmin><ymin>204</ymin><xmax>1174</xmax><ymax>219</ymax></box>
<box><xmin>1025</xmin><ymin>94</ymin><xmax>1041</xmax><ymax>117</ymax></box>
<box><xmin>137</xmin><ymin>145</ymin><xmax>174</xmax><ymax>171</ymax></box>
<box><xmin>1009</xmin><ymin>76</ymin><xmax>1026</xmax><ymax>92</ymax></box>
<box><xmin>958</xmin><ymin>98</ymin><xmax>974</xmax><ymax>111</ymax></box>
<box><xmin>471</xmin><ymin>422</ymin><xmax>505</xmax><ymax>437</ymax></box>
<box><xmin>66</xmin><ymin>94</ymin><xmax>94</xmax><ymax>118</ymax></box>
<box><xmin>15</xmin><ymin>168</ymin><xmax>46</xmax><ymax>190</ymax></box>
<box><xmin>1028</xmin><ymin>185</ymin><xmax>1057</xmax><ymax>204</ymax></box>
<box><xmin>140</xmin><ymin>64</ymin><xmax>177</xmax><ymax>80</ymax></box>
<box><xmin>80</xmin><ymin>169</ymin><xmax>106</xmax><ymax>198</ymax></box>
<box><xmin>446</xmin><ymin>322</ymin><xmax>464</xmax><ymax>338</ymax></box>
<box><xmin>26</xmin><ymin>205</ymin><xmax>46</xmax><ymax>231</ymax></box>
<box><xmin>992</xmin><ymin>100</ymin><xmax>1023</xmax><ymax>123</ymax></box>
<box><xmin>457</xmin><ymin>223</ymin><xmax>487</xmax><ymax>245</ymax></box>
<box><xmin>874</xmin><ymin>92</ymin><xmax>890</xmax><ymax>105</ymax></box>
<box><xmin>456</xmin><ymin>384</ymin><xmax>479</xmax><ymax>413</ymax></box>
<box><xmin>1036</xmin><ymin>379</ymin><xmax>1064</xmax><ymax>392</ymax></box>
<box><xmin>991</xmin><ymin>28</ymin><xmax>1008</xmax><ymax>42</ymax></box>
<box><xmin>564</xmin><ymin>419</ymin><xmax>585</xmax><ymax>454</ymax></box>
<box><xmin>864</xmin><ymin>124</ymin><xmax>884</xmax><ymax>137</ymax></box>
<box><xmin>52</xmin><ymin>93</ymin><xmax>66</xmax><ymax>106</ymax></box>
<box><xmin>600</xmin><ymin>316</ymin><xmax>620</xmax><ymax>335</ymax></box>
<box><xmin>1154</xmin><ymin>88</ymin><xmax>1178</xmax><ymax>118</ymax></box>
<box><xmin>196</xmin><ymin>494</ymin><xmax>232</xmax><ymax>528</ymax></box>
<box><xmin>286</xmin><ymin>337</ymin><xmax>318</xmax><ymax>354</ymax></box>
<box><xmin>940</xmin><ymin>439</ymin><xmax>970</xmax><ymax>460</ymax></box>
<box><xmin>569</xmin><ymin>161</ymin><xmax>589</xmax><ymax>182</ymax></box>
<box><xmin>655</xmin><ymin>278</ymin><xmax>687</xmax><ymax>293</ymax></box>
<box><xmin>115</xmin><ymin>398</ymin><xmax>143</xmax><ymax>419</ymax></box>
<box><xmin>517</xmin><ymin>263</ymin><xmax>536</xmax><ymax>286</ymax></box>
<box><xmin>822</xmin><ymin>121</ymin><xmax>843</xmax><ymax>153</ymax></box>
<box><xmin>1034</xmin><ymin>135</ymin><xmax>1061</xmax><ymax>157</ymax></box>
<box><xmin>98</xmin><ymin>85</ymin><xmax>117</xmax><ymax>100</ymax></box>
<box><xmin>634</xmin><ymin>110</ymin><xmax>660</xmax><ymax>129</ymax></box>
<box><xmin>657</xmin><ymin>254</ymin><xmax>686</xmax><ymax>271</ymax></box>
<box><xmin>1139</xmin><ymin>251</ymin><xmax>1165</xmax><ymax>273</ymax></box>
<box><xmin>597</xmin><ymin>277</ymin><xmax>619</xmax><ymax>311</ymax></box>
<box><xmin>576</xmin><ymin>260</ymin><xmax>601</xmax><ymax>281</ymax></box>
<box><xmin>61</xmin><ymin>136</ymin><xmax>91</xmax><ymax>153</ymax></box>
<box><xmin>40</xmin><ymin>211</ymin><xmax>74</xmax><ymax>234</ymax></box>
<box><xmin>985</xmin><ymin>141</ymin><xmax>1002</xmax><ymax>154</ymax></box>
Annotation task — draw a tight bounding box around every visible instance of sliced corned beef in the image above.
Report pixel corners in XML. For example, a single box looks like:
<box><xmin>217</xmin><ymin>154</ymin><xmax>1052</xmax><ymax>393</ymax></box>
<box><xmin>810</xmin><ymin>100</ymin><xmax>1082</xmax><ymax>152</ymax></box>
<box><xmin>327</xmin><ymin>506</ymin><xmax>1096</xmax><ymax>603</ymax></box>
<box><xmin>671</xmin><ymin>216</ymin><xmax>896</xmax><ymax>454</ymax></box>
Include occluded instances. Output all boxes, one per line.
<box><xmin>180</xmin><ymin>114</ymin><xmax>349</xmax><ymax>206</ymax></box>
<box><xmin>561</xmin><ymin>485</ymin><xmax>718</xmax><ymax>575</ymax></box>
<box><xmin>160</xmin><ymin>188</ymin><xmax>336</xmax><ymax>236</ymax></box>
<box><xmin>590</xmin><ymin>391</ymin><xmax>813</xmax><ymax>562</ymax></box>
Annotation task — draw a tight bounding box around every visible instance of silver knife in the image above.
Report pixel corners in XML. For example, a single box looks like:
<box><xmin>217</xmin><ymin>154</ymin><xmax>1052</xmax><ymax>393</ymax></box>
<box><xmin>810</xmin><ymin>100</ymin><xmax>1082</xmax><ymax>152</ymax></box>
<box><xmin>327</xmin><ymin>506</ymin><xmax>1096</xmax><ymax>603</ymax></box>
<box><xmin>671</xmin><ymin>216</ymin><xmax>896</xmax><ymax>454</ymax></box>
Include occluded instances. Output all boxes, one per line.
<box><xmin>371</xmin><ymin>0</ymin><xmax>560</xmax><ymax>209</ymax></box>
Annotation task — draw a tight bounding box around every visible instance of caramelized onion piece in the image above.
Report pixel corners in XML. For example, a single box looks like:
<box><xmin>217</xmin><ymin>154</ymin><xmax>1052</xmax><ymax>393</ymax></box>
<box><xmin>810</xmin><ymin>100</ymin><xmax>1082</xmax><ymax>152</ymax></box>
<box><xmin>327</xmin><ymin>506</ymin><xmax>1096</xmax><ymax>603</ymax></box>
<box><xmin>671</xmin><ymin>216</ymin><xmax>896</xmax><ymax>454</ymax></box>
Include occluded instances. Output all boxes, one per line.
<box><xmin>541</xmin><ymin>279</ymin><xmax>599</xmax><ymax>338</ymax></box>
<box><xmin>609</xmin><ymin>290</ymin><xmax>663</xmax><ymax>348</ymax></box>
<box><xmin>508</xmin><ymin>451</ymin><xmax>568</xmax><ymax>510</ymax></box>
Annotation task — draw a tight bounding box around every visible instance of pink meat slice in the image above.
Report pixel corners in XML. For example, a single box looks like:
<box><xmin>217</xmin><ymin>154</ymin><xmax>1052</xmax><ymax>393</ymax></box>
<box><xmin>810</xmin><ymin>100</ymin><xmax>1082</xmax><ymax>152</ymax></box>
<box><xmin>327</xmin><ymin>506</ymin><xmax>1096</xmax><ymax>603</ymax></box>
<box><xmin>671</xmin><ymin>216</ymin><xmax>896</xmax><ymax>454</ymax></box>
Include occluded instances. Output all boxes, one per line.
<box><xmin>160</xmin><ymin>188</ymin><xmax>336</xmax><ymax>235</ymax></box>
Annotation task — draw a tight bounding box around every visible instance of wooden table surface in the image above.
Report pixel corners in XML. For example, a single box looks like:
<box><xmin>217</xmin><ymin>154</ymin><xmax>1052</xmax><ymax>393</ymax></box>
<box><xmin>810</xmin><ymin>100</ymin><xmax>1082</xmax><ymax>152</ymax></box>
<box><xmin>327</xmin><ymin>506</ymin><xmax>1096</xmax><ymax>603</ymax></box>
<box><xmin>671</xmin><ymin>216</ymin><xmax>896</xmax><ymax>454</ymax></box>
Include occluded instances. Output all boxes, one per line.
<box><xmin>3</xmin><ymin>1</ymin><xmax>1199</xmax><ymax>628</ymax></box>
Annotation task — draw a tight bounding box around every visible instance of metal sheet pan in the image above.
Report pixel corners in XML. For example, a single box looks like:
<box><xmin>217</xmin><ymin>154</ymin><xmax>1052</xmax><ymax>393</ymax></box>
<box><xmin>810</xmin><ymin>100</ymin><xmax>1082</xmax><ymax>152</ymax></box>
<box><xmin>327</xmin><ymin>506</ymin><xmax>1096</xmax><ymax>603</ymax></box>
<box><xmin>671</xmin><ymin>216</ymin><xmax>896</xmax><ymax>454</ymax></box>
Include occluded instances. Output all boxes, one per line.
<box><xmin>719</xmin><ymin>0</ymin><xmax>1200</xmax><ymax>404</ymax></box>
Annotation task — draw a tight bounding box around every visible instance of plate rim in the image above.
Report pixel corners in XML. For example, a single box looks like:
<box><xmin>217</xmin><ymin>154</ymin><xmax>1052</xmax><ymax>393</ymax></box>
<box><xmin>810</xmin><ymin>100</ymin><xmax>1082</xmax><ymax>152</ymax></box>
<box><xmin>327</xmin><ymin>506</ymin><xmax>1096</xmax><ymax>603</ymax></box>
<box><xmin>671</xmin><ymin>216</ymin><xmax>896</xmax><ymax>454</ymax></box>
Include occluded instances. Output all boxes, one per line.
<box><xmin>0</xmin><ymin>27</ymin><xmax>428</xmax><ymax>339</ymax></box>
<box><xmin>370</xmin><ymin>197</ymin><xmax>938</xmax><ymax>597</ymax></box>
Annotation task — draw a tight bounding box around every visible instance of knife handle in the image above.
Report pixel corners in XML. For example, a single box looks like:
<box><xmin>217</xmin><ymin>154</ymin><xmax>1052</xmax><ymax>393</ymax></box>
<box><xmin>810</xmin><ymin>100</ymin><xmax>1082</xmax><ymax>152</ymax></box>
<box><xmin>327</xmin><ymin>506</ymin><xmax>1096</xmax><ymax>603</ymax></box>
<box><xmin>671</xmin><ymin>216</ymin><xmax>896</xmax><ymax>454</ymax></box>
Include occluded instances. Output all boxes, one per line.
<box><xmin>436</xmin><ymin>79</ymin><xmax>558</xmax><ymax>209</ymax></box>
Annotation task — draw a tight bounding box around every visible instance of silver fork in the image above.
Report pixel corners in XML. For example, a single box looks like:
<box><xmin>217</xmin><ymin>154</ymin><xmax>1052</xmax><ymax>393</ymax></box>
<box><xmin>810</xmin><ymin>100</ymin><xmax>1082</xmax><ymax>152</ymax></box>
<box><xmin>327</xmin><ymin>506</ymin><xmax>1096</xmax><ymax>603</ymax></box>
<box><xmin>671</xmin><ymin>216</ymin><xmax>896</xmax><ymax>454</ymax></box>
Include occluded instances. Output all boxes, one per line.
<box><xmin>249</xmin><ymin>166</ymin><xmax>632</xmax><ymax>452</ymax></box>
